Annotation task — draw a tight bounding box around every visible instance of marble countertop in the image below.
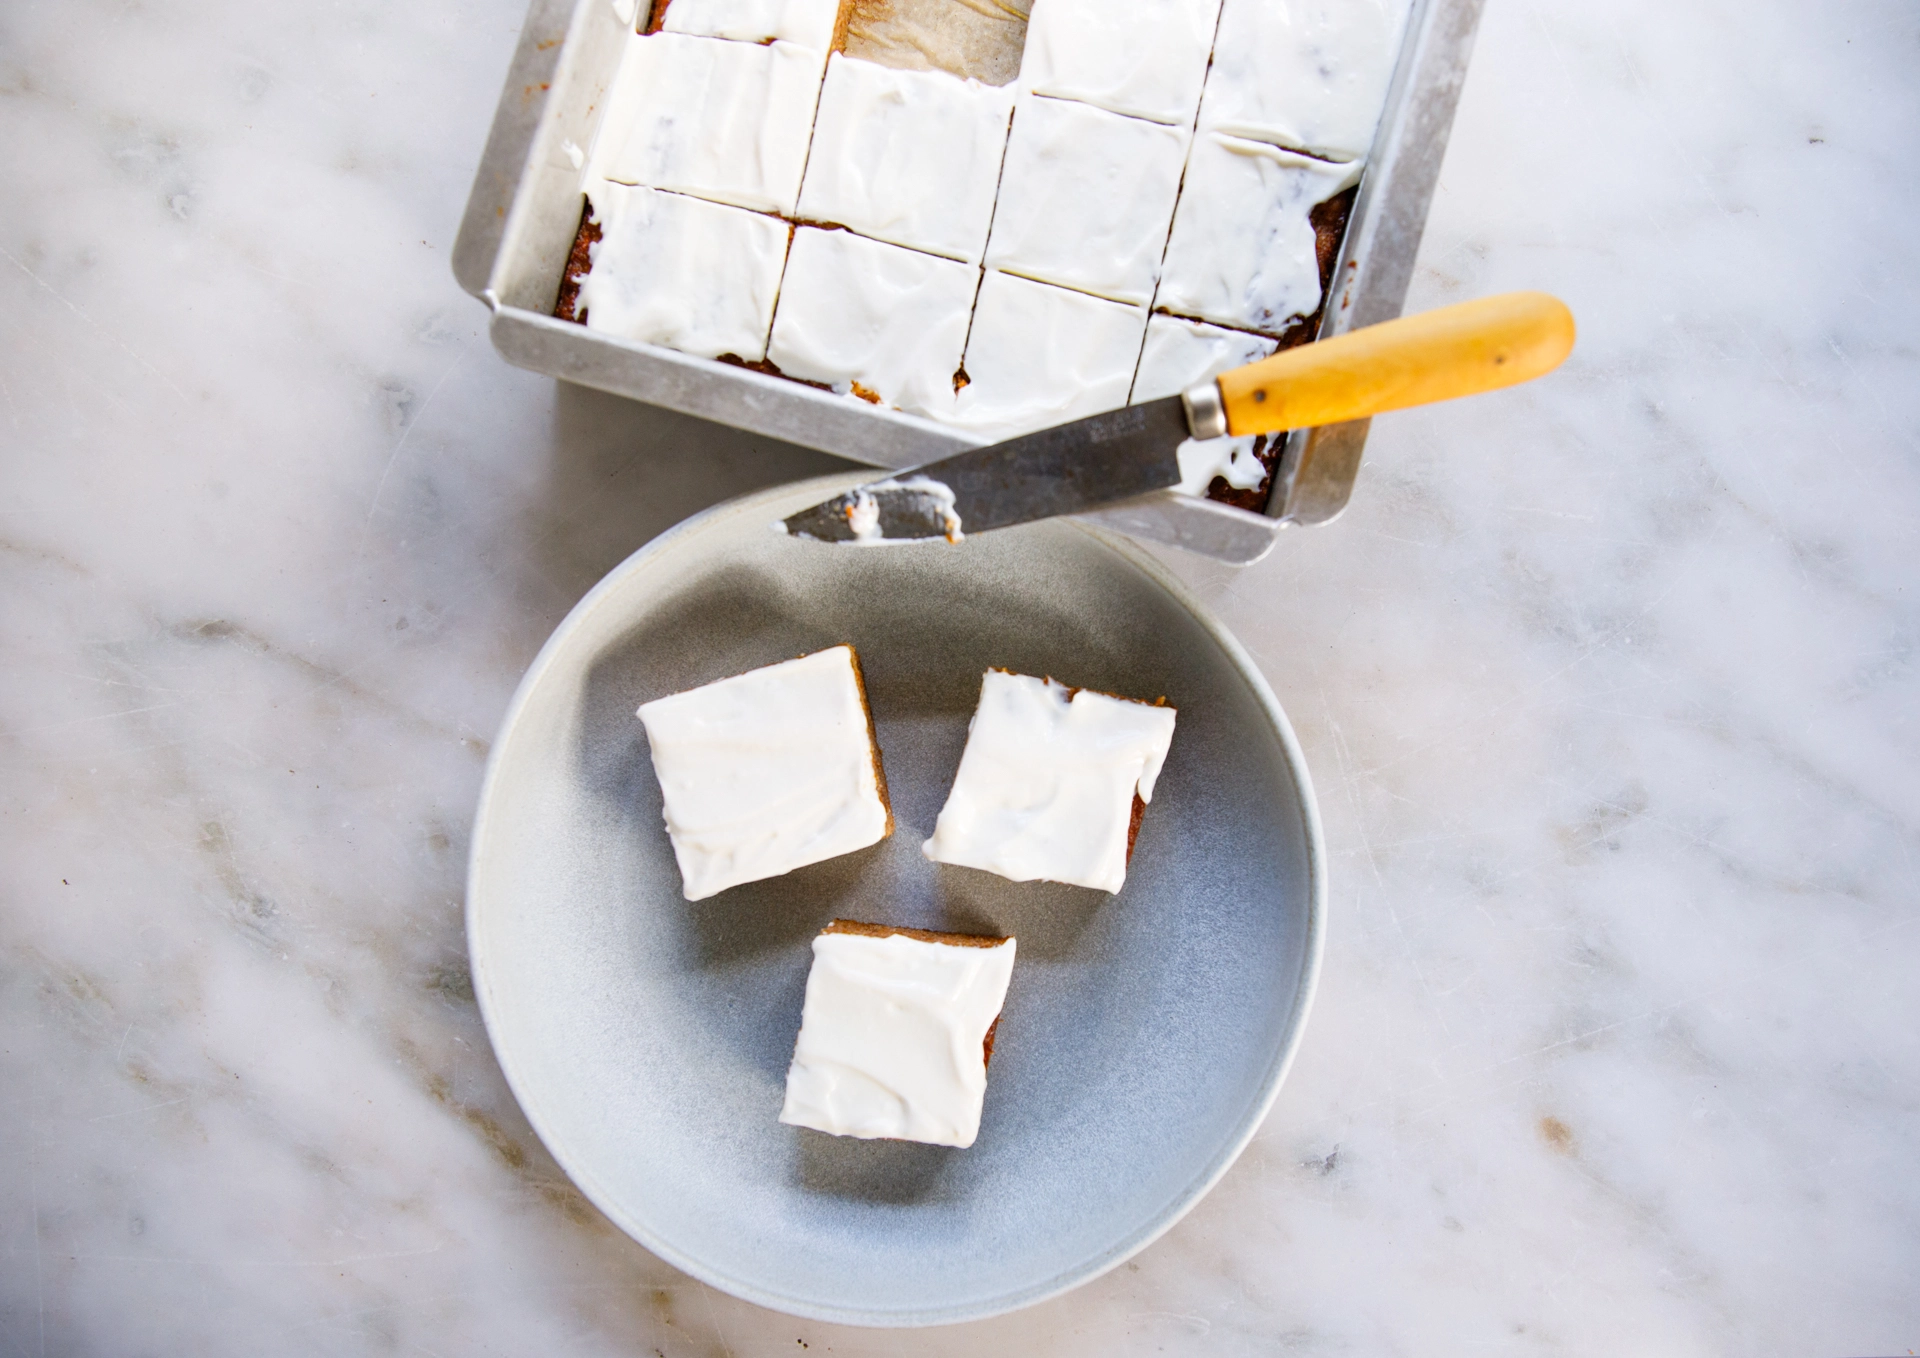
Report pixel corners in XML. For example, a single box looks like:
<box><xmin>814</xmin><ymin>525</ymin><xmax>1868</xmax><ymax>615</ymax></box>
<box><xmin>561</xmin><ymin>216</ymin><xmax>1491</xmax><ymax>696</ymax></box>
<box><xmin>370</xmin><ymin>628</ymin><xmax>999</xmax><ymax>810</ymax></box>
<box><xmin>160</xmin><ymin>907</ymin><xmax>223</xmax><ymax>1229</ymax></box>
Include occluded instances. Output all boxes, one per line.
<box><xmin>4</xmin><ymin>0</ymin><xmax>1917</xmax><ymax>1351</ymax></box>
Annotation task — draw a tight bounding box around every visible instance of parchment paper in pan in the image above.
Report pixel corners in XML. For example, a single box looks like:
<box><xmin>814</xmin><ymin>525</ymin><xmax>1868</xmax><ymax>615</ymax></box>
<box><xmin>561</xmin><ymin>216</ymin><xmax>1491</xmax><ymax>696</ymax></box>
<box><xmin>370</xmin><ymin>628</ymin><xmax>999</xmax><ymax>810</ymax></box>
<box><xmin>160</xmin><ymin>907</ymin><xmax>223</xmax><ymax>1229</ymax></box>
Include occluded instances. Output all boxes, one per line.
<box><xmin>844</xmin><ymin>0</ymin><xmax>1032</xmax><ymax>86</ymax></box>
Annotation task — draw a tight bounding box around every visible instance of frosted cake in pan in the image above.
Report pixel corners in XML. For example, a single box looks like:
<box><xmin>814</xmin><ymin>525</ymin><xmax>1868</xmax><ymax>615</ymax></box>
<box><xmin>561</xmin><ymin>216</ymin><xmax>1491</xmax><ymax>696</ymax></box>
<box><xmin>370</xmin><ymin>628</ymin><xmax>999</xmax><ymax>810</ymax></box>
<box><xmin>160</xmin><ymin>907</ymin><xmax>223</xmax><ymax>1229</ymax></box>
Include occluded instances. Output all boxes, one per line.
<box><xmin>555</xmin><ymin>0</ymin><xmax>1411</xmax><ymax>511</ymax></box>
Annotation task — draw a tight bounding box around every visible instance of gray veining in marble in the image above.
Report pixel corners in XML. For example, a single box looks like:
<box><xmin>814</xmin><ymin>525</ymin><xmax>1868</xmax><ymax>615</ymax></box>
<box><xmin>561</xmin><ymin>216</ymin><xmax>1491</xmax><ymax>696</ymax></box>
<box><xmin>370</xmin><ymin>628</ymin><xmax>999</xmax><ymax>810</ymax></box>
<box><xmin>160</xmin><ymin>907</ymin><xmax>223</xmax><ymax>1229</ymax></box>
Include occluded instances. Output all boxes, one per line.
<box><xmin>2</xmin><ymin>0</ymin><xmax>1917</xmax><ymax>1352</ymax></box>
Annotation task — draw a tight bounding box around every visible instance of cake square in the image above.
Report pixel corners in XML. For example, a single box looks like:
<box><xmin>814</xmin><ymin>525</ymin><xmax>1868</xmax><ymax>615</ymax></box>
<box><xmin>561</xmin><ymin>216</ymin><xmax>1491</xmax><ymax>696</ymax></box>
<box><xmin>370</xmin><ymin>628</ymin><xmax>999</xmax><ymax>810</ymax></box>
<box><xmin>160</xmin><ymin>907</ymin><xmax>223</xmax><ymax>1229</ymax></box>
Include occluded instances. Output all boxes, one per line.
<box><xmin>655</xmin><ymin>0</ymin><xmax>844</xmax><ymax>50</ymax></box>
<box><xmin>1131</xmin><ymin>314</ymin><xmax>1278</xmax><ymax>402</ymax></box>
<box><xmin>1132</xmin><ymin>315</ymin><xmax>1281</xmax><ymax>497</ymax></box>
<box><xmin>636</xmin><ymin>646</ymin><xmax>892</xmax><ymax>901</ymax></box>
<box><xmin>766</xmin><ymin>228</ymin><xmax>979</xmax><ymax>418</ymax></box>
<box><xmin>1199</xmin><ymin>0</ymin><xmax>1411</xmax><ymax>162</ymax></box>
<box><xmin>1155</xmin><ymin>131</ymin><xmax>1361</xmax><ymax>335</ymax></box>
<box><xmin>949</xmin><ymin>272</ymin><xmax>1147</xmax><ymax>440</ymax></box>
<box><xmin>780</xmin><ymin>921</ymin><xmax>1016</xmax><ymax>1148</ymax></box>
<box><xmin>924</xmin><ymin>670</ymin><xmax>1177</xmax><ymax>893</ymax></box>
<box><xmin>578</xmin><ymin>182</ymin><xmax>789</xmax><ymax>361</ymax></box>
<box><xmin>589</xmin><ymin>30</ymin><xmax>826</xmax><ymax>215</ymax></box>
<box><xmin>1019</xmin><ymin>0</ymin><xmax>1223</xmax><ymax>126</ymax></box>
<box><xmin>983</xmin><ymin>95</ymin><xmax>1188</xmax><ymax>306</ymax></box>
<box><xmin>796</xmin><ymin>54</ymin><xmax>1014</xmax><ymax>264</ymax></box>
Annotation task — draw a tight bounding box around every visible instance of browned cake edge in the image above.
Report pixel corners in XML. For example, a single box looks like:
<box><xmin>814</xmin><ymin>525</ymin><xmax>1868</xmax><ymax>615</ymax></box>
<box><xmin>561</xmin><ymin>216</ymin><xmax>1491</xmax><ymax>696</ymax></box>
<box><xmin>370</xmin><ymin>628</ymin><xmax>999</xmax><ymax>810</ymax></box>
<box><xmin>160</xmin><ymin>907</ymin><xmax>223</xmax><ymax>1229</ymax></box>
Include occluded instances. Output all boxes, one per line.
<box><xmin>822</xmin><ymin>918</ymin><xmax>1012</xmax><ymax>1067</ymax></box>
<box><xmin>839</xmin><ymin>644</ymin><xmax>894</xmax><ymax>838</ymax></box>
<box><xmin>822</xmin><ymin>918</ymin><xmax>1010</xmax><ymax>948</ymax></box>
<box><xmin>553</xmin><ymin>198</ymin><xmax>601</xmax><ymax>324</ymax></box>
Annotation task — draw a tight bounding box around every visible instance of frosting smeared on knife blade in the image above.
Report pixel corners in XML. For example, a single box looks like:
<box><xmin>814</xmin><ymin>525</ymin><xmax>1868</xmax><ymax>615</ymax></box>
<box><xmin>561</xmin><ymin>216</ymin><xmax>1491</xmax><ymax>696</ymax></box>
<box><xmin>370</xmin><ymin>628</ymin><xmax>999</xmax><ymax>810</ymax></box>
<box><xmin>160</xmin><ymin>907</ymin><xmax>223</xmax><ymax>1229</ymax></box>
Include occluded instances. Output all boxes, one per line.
<box><xmin>790</xmin><ymin>475</ymin><xmax>966</xmax><ymax>545</ymax></box>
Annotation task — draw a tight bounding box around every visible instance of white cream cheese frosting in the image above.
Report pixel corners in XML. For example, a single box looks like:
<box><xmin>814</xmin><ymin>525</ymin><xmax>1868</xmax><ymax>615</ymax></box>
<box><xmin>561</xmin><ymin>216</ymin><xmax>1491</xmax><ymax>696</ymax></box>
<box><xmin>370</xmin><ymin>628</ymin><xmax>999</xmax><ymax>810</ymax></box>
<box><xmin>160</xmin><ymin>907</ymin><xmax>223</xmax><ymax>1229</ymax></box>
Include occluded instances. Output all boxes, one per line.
<box><xmin>1155</xmin><ymin>132</ymin><xmax>1360</xmax><ymax>335</ymax></box>
<box><xmin>950</xmin><ymin>272</ymin><xmax>1147</xmax><ymax>441</ymax></box>
<box><xmin>1133</xmin><ymin>314</ymin><xmax>1279</xmax><ymax>497</ymax></box>
<box><xmin>780</xmin><ymin>929</ymin><xmax>1016</xmax><ymax>1148</ymax></box>
<box><xmin>1199</xmin><ymin>0</ymin><xmax>1411</xmax><ymax>162</ymax></box>
<box><xmin>924</xmin><ymin>670</ymin><xmax>1177</xmax><ymax>893</ymax></box>
<box><xmin>1174</xmin><ymin>434</ymin><xmax>1269</xmax><ymax>496</ymax></box>
<box><xmin>589</xmin><ymin>30</ymin><xmax>826</xmax><ymax>215</ymax></box>
<box><xmin>579</xmin><ymin>182</ymin><xmax>789</xmax><ymax>360</ymax></box>
<box><xmin>984</xmin><ymin>95</ymin><xmax>1188</xmax><ymax>306</ymax></box>
<box><xmin>796</xmin><ymin>54</ymin><xmax>1013</xmax><ymax>264</ymax></box>
<box><xmin>658</xmin><ymin>0</ymin><xmax>842</xmax><ymax>50</ymax></box>
<box><xmin>1019</xmin><ymin>0</ymin><xmax>1223</xmax><ymax>126</ymax></box>
<box><xmin>1132</xmin><ymin>313</ymin><xmax>1278</xmax><ymax>402</ymax></box>
<box><xmin>636</xmin><ymin>646</ymin><xmax>890</xmax><ymax>901</ymax></box>
<box><xmin>765</xmin><ymin>227</ymin><xmax>979</xmax><ymax>417</ymax></box>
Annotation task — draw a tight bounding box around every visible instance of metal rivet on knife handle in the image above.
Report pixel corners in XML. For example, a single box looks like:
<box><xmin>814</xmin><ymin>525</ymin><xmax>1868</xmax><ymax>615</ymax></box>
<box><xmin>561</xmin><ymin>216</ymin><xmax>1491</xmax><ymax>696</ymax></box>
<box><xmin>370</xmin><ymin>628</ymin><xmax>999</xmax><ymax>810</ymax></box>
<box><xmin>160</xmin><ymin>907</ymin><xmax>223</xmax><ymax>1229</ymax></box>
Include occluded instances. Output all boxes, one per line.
<box><xmin>1180</xmin><ymin>380</ymin><xmax>1228</xmax><ymax>441</ymax></box>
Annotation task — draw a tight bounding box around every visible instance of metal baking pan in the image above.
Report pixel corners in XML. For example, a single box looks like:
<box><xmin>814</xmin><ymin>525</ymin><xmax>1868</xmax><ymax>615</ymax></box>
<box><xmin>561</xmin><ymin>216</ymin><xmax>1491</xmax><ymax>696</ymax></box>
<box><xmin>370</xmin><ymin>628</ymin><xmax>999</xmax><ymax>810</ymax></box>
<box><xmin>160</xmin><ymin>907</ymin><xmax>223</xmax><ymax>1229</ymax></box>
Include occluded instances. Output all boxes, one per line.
<box><xmin>452</xmin><ymin>0</ymin><xmax>1486</xmax><ymax>563</ymax></box>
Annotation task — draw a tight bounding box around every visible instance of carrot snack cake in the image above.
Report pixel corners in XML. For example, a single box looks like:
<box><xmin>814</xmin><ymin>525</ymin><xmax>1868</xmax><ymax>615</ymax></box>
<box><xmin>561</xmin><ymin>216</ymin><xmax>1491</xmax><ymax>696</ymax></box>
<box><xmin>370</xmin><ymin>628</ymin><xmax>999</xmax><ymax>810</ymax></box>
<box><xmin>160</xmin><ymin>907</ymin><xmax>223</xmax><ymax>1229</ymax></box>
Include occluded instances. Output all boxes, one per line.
<box><xmin>949</xmin><ymin>271</ymin><xmax>1147</xmax><ymax>440</ymax></box>
<box><xmin>766</xmin><ymin>227</ymin><xmax>979</xmax><ymax>417</ymax></box>
<box><xmin>577</xmin><ymin>182</ymin><xmax>790</xmax><ymax>360</ymax></box>
<box><xmin>796</xmin><ymin>54</ymin><xmax>1013</xmax><ymax>265</ymax></box>
<box><xmin>924</xmin><ymin>670</ymin><xmax>1177</xmax><ymax>893</ymax></box>
<box><xmin>780</xmin><ymin>920</ymin><xmax>1016</xmax><ymax>1148</ymax></box>
<box><xmin>1018</xmin><ymin>0</ymin><xmax>1222</xmax><ymax>126</ymax></box>
<box><xmin>983</xmin><ymin>95</ymin><xmax>1188</xmax><ymax>307</ymax></box>
<box><xmin>636</xmin><ymin>646</ymin><xmax>892</xmax><ymax>901</ymax></box>
<box><xmin>1199</xmin><ymin>0</ymin><xmax>1412</xmax><ymax>163</ymax></box>
<box><xmin>588</xmin><ymin>28</ymin><xmax>827</xmax><ymax>215</ymax></box>
<box><xmin>1155</xmin><ymin>134</ymin><xmax>1362</xmax><ymax>336</ymax></box>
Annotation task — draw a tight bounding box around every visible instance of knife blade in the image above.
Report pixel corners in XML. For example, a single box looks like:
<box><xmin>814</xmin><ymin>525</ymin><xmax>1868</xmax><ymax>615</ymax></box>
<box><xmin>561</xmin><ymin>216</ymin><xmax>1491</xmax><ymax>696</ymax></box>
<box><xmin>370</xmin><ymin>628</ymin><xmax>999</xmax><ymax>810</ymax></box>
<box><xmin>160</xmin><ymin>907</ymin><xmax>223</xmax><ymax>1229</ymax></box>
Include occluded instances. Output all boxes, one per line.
<box><xmin>781</xmin><ymin>396</ymin><xmax>1194</xmax><ymax>544</ymax></box>
<box><xmin>780</xmin><ymin>292</ymin><xmax>1577</xmax><ymax>546</ymax></box>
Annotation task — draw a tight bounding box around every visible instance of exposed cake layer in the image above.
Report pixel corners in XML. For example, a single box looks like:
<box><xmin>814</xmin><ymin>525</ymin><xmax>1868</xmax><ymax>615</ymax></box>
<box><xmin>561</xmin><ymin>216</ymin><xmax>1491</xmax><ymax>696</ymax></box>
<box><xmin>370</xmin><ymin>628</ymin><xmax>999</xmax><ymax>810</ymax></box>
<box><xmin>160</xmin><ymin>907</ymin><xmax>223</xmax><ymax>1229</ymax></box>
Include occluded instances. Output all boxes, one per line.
<box><xmin>636</xmin><ymin>645</ymin><xmax>891</xmax><ymax>901</ymax></box>
<box><xmin>950</xmin><ymin>271</ymin><xmax>1147</xmax><ymax>441</ymax></box>
<box><xmin>1199</xmin><ymin>0</ymin><xmax>1411</xmax><ymax>162</ymax></box>
<box><xmin>1018</xmin><ymin>0</ymin><xmax>1222</xmax><ymax>126</ymax></box>
<box><xmin>924</xmin><ymin>670</ymin><xmax>1177</xmax><ymax>894</ymax></box>
<box><xmin>589</xmin><ymin>30</ymin><xmax>826</xmax><ymax>215</ymax></box>
<box><xmin>578</xmin><ymin>183</ymin><xmax>789</xmax><ymax>361</ymax></box>
<box><xmin>780</xmin><ymin>925</ymin><xmax>1016</xmax><ymax>1148</ymax></box>
<box><xmin>766</xmin><ymin>228</ymin><xmax>979</xmax><ymax>418</ymax></box>
<box><xmin>797</xmin><ymin>53</ymin><xmax>1013</xmax><ymax>265</ymax></box>
<box><xmin>984</xmin><ymin>95</ymin><xmax>1188</xmax><ymax>307</ymax></box>
<box><xmin>1156</xmin><ymin>133</ymin><xmax>1361</xmax><ymax>336</ymax></box>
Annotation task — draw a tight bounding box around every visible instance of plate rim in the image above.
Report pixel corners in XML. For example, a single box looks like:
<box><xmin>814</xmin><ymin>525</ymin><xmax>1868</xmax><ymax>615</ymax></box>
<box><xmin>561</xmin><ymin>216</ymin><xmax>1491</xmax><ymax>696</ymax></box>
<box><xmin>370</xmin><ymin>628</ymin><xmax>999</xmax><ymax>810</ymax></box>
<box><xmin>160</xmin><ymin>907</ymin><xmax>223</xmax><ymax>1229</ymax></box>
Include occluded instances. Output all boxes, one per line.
<box><xmin>465</xmin><ymin>474</ymin><xmax>1327</xmax><ymax>1327</ymax></box>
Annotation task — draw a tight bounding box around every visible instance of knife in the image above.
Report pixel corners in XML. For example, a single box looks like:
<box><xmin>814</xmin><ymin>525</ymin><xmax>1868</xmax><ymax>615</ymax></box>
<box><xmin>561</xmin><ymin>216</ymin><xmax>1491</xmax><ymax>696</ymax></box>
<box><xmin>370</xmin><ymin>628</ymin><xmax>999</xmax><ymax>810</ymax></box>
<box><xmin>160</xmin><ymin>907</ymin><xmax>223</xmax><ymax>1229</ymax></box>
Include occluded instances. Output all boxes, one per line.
<box><xmin>781</xmin><ymin>291</ymin><xmax>1576</xmax><ymax>544</ymax></box>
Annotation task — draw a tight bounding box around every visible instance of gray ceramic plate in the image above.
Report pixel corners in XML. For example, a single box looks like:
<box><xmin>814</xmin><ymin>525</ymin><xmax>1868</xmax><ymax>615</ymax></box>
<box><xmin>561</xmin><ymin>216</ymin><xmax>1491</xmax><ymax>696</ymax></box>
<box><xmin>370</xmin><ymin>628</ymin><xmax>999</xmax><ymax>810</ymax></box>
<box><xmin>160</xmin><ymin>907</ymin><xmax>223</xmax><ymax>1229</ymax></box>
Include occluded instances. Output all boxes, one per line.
<box><xmin>466</xmin><ymin>474</ymin><xmax>1326</xmax><ymax>1327</ymax></box>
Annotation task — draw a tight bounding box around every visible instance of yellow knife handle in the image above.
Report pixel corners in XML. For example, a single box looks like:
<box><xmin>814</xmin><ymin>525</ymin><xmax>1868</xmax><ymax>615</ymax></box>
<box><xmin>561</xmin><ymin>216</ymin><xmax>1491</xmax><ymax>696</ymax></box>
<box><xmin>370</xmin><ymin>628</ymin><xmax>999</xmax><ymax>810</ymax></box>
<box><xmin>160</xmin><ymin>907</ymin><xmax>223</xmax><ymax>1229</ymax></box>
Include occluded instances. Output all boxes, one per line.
<box><xmin>1214</xmin><ymin>291</ymin><xmax>1576</xmax><ymax>437</ymax></box>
